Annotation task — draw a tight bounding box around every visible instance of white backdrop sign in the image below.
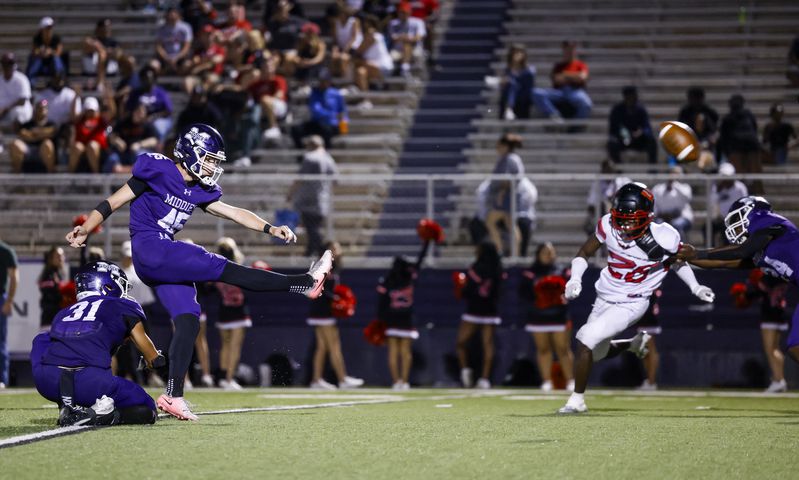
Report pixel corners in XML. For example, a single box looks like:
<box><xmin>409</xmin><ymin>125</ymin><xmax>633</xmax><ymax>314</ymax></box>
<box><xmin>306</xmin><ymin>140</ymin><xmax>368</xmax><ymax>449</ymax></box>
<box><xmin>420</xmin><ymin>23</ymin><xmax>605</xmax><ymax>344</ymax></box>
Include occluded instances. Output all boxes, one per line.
<box><xmin>8</xmin><ymin>260</ymin><xmax>43</xmax><ymax>355</ymax></box>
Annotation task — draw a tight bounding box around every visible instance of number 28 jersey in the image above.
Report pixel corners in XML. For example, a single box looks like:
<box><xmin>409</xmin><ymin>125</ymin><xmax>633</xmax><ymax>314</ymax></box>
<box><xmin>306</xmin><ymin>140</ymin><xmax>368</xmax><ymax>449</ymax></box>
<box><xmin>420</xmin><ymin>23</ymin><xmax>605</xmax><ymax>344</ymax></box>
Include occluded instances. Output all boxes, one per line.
<box><xmin>129</xmin><ymin>153</ymin><xmax>222</xmax><ymax>240</ymax></box>
<box><xmin>41</xmin><ymin>295</ymin><xmax>145</xmax><ymax>368</ymax></box>
<box><xmin>593</xmin><ymin>213</ymin><xmax>681</xmax><ymax>303</ymax></box>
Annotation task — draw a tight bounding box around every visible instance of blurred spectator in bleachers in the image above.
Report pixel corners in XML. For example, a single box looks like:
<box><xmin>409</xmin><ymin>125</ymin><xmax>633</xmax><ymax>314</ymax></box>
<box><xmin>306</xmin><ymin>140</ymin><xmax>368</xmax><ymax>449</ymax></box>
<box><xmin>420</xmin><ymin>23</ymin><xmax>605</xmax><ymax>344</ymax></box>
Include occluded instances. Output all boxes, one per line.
<box><xmin>82</xmin><ymin>19</ymin><xmax>121</xmax><ymax>92</ymax></box>
<box><xmin>676</xmin><ymin>87</ymin><xmax>718</xmax><ymax>170</ymax></box>
<box><xmin>719</xmin><ymin>94</ymin><xmax>762</xmax><ymax>193</ymax></box>
<box><xmin>353</xmin><ymin>16</ymin><xmax>393</xmax><ymax>92</ymax></box>
<box><xmin>38</xmin><ymin>246</ymin><xmax>66</xmax><ymax>330</ymax></box>
<box><xmin>69</xmin><ymin>97</ymin><xmax>109</xmax><ymax>173</ymax></box>
<box><xmin>404</xmin><ymin>0</ymin><xmax>439</xmax><ymax>67</ymax></box>
<box><xmin>388</xmin><ymin>2</ymin><xmax>426</xmax><ymax>77</ymax></box>
<box><xmin>26</xmin><ymin>17</ymin><xmax>66</xmax><ymax>83</ymax></box>
<box><xmin>287</xmin><ymin>135</ymin><xmax>339</xmax><ymax>257</ymax></box>
<box><xmin>532</xmin><ymin>40</ymin><xmax>591</xmax><ymax>122</ymax></box>
<box><xmin>360</xmin><ymin>0</ymin><xmax>392</xmax><ymax>24</ymax></box>
<box><xmin>155</xmin><ymin>7</ymin><xmax>194</xmax><ymax>74</ymax></box>
<box><xmin>787</xmin><ymin>34</ymin><xmax>799</xmax><ymax>87</ymax></box>
<box><xmin>485</xmin><ymin>133</ymin><xmax>524</xmax><ymax>256</ymax></box>
<box><xmin>291</xmin><ymin>68</ymin><xmax>348</xmax><ymax>149</ymax></box>
<box><xmin>709</xmin><ymin>162</ymin><xmax>747</xmax><ymax>245</ymax></box>
<box><xmin>126</xmin><ymin>67</ymin><xmax>173</xmax><ymax>143</ymax></box>
<box><xmin>36</xmin><ymin>73</ymin><xmax>80</xmax><ymax>159</ymax></box>
<box><xmin>181</xmin><ymin>0</ymin><xmax>218</xmax><ymax>34</ymax></box>
<box><xmin>499</xmin><ymin>44</ymin><xmax>535</xmax><ymax>120</ymax></box>
<box><xmin>248</xmin><ymin>58</ymin><xmax>288</xmax><ymax>141</ymax></box>
<box><xmin>762</xmin><ymin>103</ymin><xmax>797</xmax><ymax>165</ymax></box>
<box><xmin>330</xmin><ymin>3</ymin><xmax>363</xmax><ymax>78</ymax></box>
<box><xmin>9</xmin><ymin>99</ymin><xmax>56</xmax><ymax>173</ymax></box>
<box><xmin>583</xmin><ymin>160</ymin><xmax>631</xmax><ymax>235</ymax></box>
<box><xmin>0</xmin><ymin>238</ymin><xmax>16</xmax><ymax>389</ymax></box>
<box><xmin>182</xmin><ymin>24</ymin><xmax>226</xmax><ymax>94</ymax></box>
<box><xmin>114</xmin><ymin>56</ymin><xmax>141</xmax><ymax>109</ymax></box>
<box><xmin>176</xmin><ymin>85</ymin><xmax>223</xmax><ymax>135</ymax></box>
<box><xmin>105</xmin><ymin>103</ymin><xmax>158</xmax><ymax>174</ymax></box>
<box><xmin>652</xmin><ymin>167</ymin><xmax>693</xmax><ymax>241</ymax></box>
<box><xmin>0</xmin><ymin>53</ymin><xmax>33</xmax><ymax>137</ymax></box>
<box><xmin>283</xmin><ymin>22</ymin><xmax>326</xmax><ymax>87</ymax></box>
<box><xmin>215</xmin><ymin>2</ymin><xmax>253</xmax><ymax>62</ymax></box>
<box><xmin>516</xmin><ymin>177</ymin><xmax>538</xmax><ymax>257</ymax></box>
<box><xmin>606</xmin><ymin>86</ymin><xmax>657</xmax><ymax>164</ymax></box>
<box><xmin>263</xmin><ymin>0</ymin><xmax>305</xmax><ymax>29</ymax></box>
<box><xmin>265</xmin><ymin>0</ymin><xmax>306</xmax><ymax>55</ymax></box>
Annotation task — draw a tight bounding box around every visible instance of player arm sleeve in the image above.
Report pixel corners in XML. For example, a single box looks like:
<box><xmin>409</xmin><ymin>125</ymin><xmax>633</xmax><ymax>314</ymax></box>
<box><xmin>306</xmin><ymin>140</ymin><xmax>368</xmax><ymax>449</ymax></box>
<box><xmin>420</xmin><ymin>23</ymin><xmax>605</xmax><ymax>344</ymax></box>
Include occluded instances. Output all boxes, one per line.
<box><xmin>674</xmin><ymin>263</ymin><xmax>700</xmax><ymax>291</ymax></box>
<box><xmin>126</xmin><ymin>176</ymin><xmax>149</xmax><ymax>197</ymax></box>
<box><xmin>697</xmin><ymin>226</ymin><xmax>785</xmax><ymax>261</ymax></box>
<box><xmin>569</xmin><ymin>257</ymin><xmax>588</xmax><ymax>282</ymax></box>
<box><xmin>123</xmin><ymin>314</ymin><xmax>142</xmax><ymax>336</ymax></box>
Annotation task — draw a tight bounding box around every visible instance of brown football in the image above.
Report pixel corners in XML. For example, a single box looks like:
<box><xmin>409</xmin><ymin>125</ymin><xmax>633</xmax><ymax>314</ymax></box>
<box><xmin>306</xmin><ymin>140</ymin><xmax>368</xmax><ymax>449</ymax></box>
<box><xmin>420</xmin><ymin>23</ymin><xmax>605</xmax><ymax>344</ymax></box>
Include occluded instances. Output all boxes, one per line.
<box><xmin>658</xmin><ymin>121</ymin><xmax>701</xmax><ymax>163</ymax></box>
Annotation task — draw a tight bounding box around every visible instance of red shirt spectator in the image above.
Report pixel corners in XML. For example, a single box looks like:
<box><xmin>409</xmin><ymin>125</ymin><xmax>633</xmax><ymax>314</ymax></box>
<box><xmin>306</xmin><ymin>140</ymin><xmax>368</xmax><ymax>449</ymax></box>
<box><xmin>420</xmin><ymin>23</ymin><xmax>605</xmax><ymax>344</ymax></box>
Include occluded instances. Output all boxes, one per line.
<box><xmin>552</xmin><ymin>59</ymin><xmax>588</xmax><ymax>89</ymax></box>
<box><xmin>404</xmin><ymin>0</ymin><xmax>439</xmax><ymax>20</ymax></box>
<box><xmin>248</xmin><ymin>73</ymin><xmax>288</xmax><ymax>103</ymax></box>
<box><xmin>75</xmin><ymin>112</ymin><xmax>108</xmax><ymax>148</ymax></box>
<box><xmin>192</xmin><ymin>25</ymin><xmax>226</xmax><ymax>75</ymax></box>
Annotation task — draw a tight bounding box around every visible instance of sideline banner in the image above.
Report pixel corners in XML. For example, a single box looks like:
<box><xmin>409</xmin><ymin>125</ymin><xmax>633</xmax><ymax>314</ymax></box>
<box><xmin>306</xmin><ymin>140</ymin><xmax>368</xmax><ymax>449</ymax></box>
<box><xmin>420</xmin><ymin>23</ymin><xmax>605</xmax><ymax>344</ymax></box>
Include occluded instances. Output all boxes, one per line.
<box><xmin>8</xmin><ymin>260</ymin><xmax>43</xmax><ymax>355</ymax></box>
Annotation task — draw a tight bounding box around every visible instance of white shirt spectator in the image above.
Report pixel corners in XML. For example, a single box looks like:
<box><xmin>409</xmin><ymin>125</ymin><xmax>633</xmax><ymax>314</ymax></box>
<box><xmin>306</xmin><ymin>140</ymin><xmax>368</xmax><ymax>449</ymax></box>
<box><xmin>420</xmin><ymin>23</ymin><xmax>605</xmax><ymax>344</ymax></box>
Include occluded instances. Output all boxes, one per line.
<box><xmin>292</xmin><ymin>147</ymin><xmax>339</xmax><ymax>216</ymax></box>
<box><xmin>334</xmin><ymin>16</ymin><xmax>362</xmax><ymax>51</ymax></box>
<box><xmin>362</xmin><ymin>33</ymin><xmax>393</xmax><ymax>72</ymax></box>
<box><xmin>36</xmin><ymin>86</ymin><xmax>81</xmax><ymax>127</ymax></box>
<box><xmin>475</xmin><ymin>179</ymin><xmax>490</xmax><ymax>220</ymax></box>
<box><xmin>157</xmin><ymin>20</ymin><xmax>193</xmax><ymax>57</ymax></box>
<box><xmin>0</xmin><ymin>70</ymin><xmax>32</xmax><ymax>126</ymax></box>
<box><xmin>653</xmin><ymin>180</ymin><xmax>694</xmax><ymax>223</ymax></box>
<box><xmin>388</xmin><ymin>17</ymin><xmax>426</xmax><ymax>52</ymax></box>
<box><xmin>517</xmin><ymin>177</ymin><xmax>538</xmax><ymax>221</ymax></box>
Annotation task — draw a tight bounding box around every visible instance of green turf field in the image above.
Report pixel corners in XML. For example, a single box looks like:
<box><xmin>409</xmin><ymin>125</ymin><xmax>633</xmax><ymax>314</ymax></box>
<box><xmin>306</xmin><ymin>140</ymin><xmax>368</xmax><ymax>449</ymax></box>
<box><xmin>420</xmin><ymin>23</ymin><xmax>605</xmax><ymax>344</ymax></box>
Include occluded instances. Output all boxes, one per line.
<box><xmin>1</xmin><ymin>388</ymin><xmax>797</xmax><ymax>479</ymax></box>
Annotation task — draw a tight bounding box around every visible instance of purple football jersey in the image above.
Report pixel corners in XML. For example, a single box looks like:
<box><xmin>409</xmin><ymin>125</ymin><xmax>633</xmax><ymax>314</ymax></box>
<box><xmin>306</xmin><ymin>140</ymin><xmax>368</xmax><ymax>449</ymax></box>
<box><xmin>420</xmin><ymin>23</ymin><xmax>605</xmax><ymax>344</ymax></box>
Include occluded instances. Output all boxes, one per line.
<box><xmin>747</xmin><ymin>210</ymin><xmax>799</xmax><ymax>285</ymax></box>
<box><xmin>42</xmin><ymin>295</ymin><xmax>145</xmax><ymax>368</ymax></box>
<box><xmin>129</xmin><ymin>152</ymin><xmax>222</xmax><ymax>240</ymax></box>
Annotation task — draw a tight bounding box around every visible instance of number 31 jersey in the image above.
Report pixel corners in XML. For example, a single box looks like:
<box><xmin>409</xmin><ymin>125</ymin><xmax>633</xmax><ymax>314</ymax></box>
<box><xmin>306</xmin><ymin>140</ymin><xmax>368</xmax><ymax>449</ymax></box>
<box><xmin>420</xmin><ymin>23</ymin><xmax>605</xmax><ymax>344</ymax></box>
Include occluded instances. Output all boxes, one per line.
<box><xmin>129</xmin><ymin>152</ymin><xmax>222</xmax><ymax>240</ymax></box>
<box><xmin>593</xmin><ymin>213</ymin><xmax>681</xmax><ymax>303</ymax></box>
<box><xmin>41</xmin><ymin>295</ymin><xmax>145</xmax><ymax>368</ymax></box>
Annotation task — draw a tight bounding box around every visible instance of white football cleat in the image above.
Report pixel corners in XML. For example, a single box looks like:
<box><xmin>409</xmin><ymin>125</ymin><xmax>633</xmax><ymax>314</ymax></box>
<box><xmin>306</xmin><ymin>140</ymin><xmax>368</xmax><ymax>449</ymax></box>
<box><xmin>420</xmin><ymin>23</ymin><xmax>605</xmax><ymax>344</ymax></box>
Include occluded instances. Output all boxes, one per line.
<box><xmin>765</xmin><ymin>379</ymin><xmax>787</xmax><ymax>393</ymax></box>
<box><xmin>629</xmin><ymin>331</ymin><xmax>652</xmax><ymax>359</ymax></box>
<box><xmin>460</xmin><ymin>368</ymin><xmax>473</xmax><ymax>388</ymax></box>
<box><xmin>300</xmin><ymin>250</ymin><xmax>333</xmax><ymax>298</ymax></box>
<box><xmin>310</xmin><ymin>379</ymin><xmax>337</xmax><ymax>390</ymax></box>
<box><xmin>339</xmin><ymin>376</ymin><xmax>364</xmax><ymax>389</ymax></box>
<box><xmin>557</xmin><ymin>402</ymin><xmax>588</xmax><ymax>414</ymax></box>
<box><xmin>637</xmin><ymin>380</ymin><xmax>657</xmax><ymax>391</ymax></box>
<box><xmin>476</xmin><ymin>378</ymin><xmax>491</xmax><ymax>389</ymax></box>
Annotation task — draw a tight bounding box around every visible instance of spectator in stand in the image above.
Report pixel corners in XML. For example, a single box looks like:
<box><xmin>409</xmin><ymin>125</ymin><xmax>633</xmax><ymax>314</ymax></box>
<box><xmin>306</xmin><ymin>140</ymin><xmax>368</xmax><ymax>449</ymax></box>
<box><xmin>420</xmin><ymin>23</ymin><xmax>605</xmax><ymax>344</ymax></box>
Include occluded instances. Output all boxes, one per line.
<box><xmin>606</xmin><ymin>86</ymin><xmax>657</xmax><ymax>164</ymax></box>
<box><xmin>330</xmin><ymin>3</ymin><xmax>363</xmax><ymax>78</ymax></box>
<box><xmin>248</xmin><ymin>58</ymin><xmax>288</xmax><ymax>141</ymax></box>
<box><xmin>0</xmin><ymin>238</ymin><xmax>17</xmax><ymax>389</ymax></box>
<box><xmin>287</xmin><ymin>135</ymin><xmax>339</xmax><ymax>257</ymax></box>
<box><xmin>38</xmin><ymin>246</ymin><xmax>66</xmax><ymax>330</ymax></box>
<box><xmin>26</xmin><ymin>17</ymin><xmax>65</xmax><ymax>82</ymax></box>
<box><xmin>114</xmin><ymin>56</ymin><xmax>141</xmax><ymax>110</ymax></box>
<box><xmin>182</xmin><ymin>24</ymin><xmax>226</xmax><ymax>94</ymax></box>
<box><xmin>155</xmin><ymin>7</ymin><xmax>193</xmax><ymax>74</ymax></box>
<box><xmin>404</xmin><ymin>0</ymin><xmax>440</xmax><ymax>67</ymax></box>
<box><xmin>516</xmin><ymin>177</ymin><xmax>538</xmax><ymax>257</ymax></box>
<box><xmin>105</xmin><ymin>103</ymin><xmax>158</xmax><ymax>173</ymax></box>
<box><xmin>291</xmin><ymin>68</ymin><xmax>348</xmax><ymax>149</ymax></box>
<box><xmin>719</xmin><ymin>94</ymin><xmax>762</xmax><ymax>193</ymax></box>
<box><xmin>532</xmin><ymin>40</ymin><xmax>592</xmax><ymax>121</ymax></box>
<box><xmin>265</xmin><ymin>0</ymin><xmax>306</xmax><ymax>55</ymax></box>
<box><xmin>485</xmin><ymin>133</ymin><xmax>524</xmax><ymax>256</ymax></box>
<box><xmin>36</xmin><ymin>72</ymin><xmax>81</xmax><ymax>152</ymax></box>
<box><xmin>787</xmin><ymin>34</ymin><xmax>799</xmax><ymax>87</ymax></box>
<box><xmin>176</xmin><ymin>85</ymin><xmax>223</xmax><ymax>137</ymax></box>
<box><xmin>353</xmin><ymin>16</ymin><xmax>393</xmax><ymax>92</ymax></box>
<box><xmin>518</xmin><ymin>242</ymin><xmax>574</xmax><ymax>392</ymax></box>
<box><xmin>388</xmin><ymin>2</ymin><xmax>426</xmax><ymax>77</ymax></box>
<box><xmin>499</xmin><ymin>44</ymin><xmax>535</xmax><ymax>120</ymax></box>
<box><xmin>709</xmin><ymin>162</ymin><xmax>748</xmax><ymax>245</ymax></box>
<box><xmin>181</xmin><ymin>0</ymin><xmax>218</xmax><ymax>34</ymax></box>
<box><xmin>283</xmin><ymin>22</ymin><xmax>326</xmax><ymax>85</ymax></box>
<box><xmin>126</xmin><ymin>67</ymin><xmax>173</xmax><ymax>143</ymax></box>
<box><xmin>583</xmin><ymin>160</ymin><xmax>631</xmax><ymax>235</ymax></box>
<box><xmin>215</xmin><ymin>2</ymin><xmax>252</xmax><ymax>63</ymax></box>
<box><xmin>9</xmin><ymin>100</ymin><xmax>57</xmax><ymax>173</ymax></box>
<box><xmin>652</xmin><ymin>167</ymin><xmax>693</xmax><ymax>241</ymax></box>
<box><xmin>635</xmin><ymin>290</ymin><xmax>661</xmax><ymax>391</ymax></box>
<box><xmin>0</xmin><ymin>53</ymin><xmax>33</xmax><ymax>139</ymax></box>
<box><xmin>762</xmin><ymin>103</ymin><xmax>797</xmax><ymax>165</ymax></box>
<box><xmin>677</xmin><ymin>87</ymin><xmax>719</xmax><ymax>151</ymax></box>
<box><xmin>69</xmin><ymin>97</ymin><xmax>109</xmax><ymax>173</ymax></box>
<box><xmin>263</xmin><ymin>0</ymin><xmax>305</xmax><ymax>29</ymax></box>
<box><xmin>456</xmin><ymin>241</ymin><xmax>504</xmax><ymax>389</ymax></box>
<box><xmin>82</xmin><ymin>19</ymin><xmax>121</xmax><ymax>91</ymax></box>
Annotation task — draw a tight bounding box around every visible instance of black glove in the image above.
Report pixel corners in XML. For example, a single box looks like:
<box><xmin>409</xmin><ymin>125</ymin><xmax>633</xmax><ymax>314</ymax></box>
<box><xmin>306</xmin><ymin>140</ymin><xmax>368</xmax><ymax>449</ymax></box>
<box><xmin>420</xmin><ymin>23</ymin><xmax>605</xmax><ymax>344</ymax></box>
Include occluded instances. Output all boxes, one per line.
<box><xmin>137</xmin><ymin>351</ymin><xmax>166</xmax><ymax>371</ymax></box>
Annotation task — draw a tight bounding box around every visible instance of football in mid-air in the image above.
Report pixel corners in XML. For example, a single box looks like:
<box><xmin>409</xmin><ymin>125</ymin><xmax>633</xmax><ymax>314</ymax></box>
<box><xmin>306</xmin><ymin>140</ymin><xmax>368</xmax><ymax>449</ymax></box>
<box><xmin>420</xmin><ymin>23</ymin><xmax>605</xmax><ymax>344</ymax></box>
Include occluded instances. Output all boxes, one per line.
<box><xmin>658</xmin><ymin>121</ymin><xmax>701</xmax><ymax>163</ymax></box>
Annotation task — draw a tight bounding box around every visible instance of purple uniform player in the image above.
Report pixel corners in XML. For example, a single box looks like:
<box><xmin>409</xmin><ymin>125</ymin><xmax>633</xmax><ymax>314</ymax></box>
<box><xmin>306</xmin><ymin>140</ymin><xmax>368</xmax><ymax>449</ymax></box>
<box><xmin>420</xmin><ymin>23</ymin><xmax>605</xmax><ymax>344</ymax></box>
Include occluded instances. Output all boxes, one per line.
<box><xmin>678</xmin><ymin>195</ymin><xmax>799</xmax><ymax>363</ymax></box>
<box><xmin>66</xmin><ymin>123</ymin><xmax>333</xmax><ymax>421</ymax></box>
<box><xmin>31</xmin><ymin>261</ymin><xmax>163</xmax><ymax>426</ymax></box>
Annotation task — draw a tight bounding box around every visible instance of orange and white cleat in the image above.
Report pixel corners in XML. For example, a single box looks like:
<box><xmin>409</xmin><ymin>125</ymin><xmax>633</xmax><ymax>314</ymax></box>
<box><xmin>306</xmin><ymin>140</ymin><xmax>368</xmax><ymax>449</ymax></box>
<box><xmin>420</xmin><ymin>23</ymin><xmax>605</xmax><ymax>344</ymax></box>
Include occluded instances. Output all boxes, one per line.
<box><xmin>157</xmin><ymin>394</ymin><xmax>199</xmax><ymax>421</ymax></box>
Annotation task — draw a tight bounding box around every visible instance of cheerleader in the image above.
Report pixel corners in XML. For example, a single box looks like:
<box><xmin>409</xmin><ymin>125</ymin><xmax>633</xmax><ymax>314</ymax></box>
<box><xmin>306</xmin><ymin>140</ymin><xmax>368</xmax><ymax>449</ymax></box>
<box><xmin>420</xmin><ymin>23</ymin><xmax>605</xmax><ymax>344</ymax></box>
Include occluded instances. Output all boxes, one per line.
<box><xmin>457</xmin><ymin>242</ymin><xmax>504</xmax><ymax>389</ymax></box>
<box><xmin>308</xmin><ymin>242</ymin><xmax>364</xmax><ymax>390</ymax></box>
<box><xmin>518</xmin><ymin>242</ymin><xmax>574</xmax><ymax>391</ymax></box>
<box><xmin>377</xmin><ymin>240</ymin><xmax>432</xmax><ymax>390</ymax></box>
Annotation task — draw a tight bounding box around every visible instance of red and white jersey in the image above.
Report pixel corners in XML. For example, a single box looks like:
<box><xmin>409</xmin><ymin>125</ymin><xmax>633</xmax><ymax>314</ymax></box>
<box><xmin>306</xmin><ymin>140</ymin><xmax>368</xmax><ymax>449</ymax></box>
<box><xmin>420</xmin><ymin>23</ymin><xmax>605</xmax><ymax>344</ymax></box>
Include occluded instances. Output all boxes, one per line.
<box><xmin>593</xmin><ymin>213</ymin><xmax>681</xmax><ymax>302</ymax></box>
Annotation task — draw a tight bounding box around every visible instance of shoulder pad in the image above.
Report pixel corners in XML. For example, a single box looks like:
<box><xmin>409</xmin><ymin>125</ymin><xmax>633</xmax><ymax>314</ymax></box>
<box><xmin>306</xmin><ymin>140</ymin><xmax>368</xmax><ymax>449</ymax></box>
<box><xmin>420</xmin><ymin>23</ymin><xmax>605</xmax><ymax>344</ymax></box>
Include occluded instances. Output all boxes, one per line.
<box><xmin>649</xmin><ymin>222</ymin><xmax>681</xmax><ymax>254</ymax></box>
<box><xmin>119</xmin><ymin>297</ymin><xmax>146</xmax><ymax>320</ymax></box>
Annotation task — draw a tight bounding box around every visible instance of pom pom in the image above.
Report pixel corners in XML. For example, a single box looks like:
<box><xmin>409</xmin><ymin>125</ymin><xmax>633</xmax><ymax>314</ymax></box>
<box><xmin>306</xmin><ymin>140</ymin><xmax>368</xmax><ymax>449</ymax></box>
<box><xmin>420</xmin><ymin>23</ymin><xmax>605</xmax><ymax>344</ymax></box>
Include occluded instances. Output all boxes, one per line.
<box><xmin>331</xmin><ymin>284</ymin><xmax>357</xmax><ymax>318</ymax></box>
<box><xmin>729</xmin><ymin>282</ymin><xmax>750</xmax><ymax>309</ymax></box>
<box><xmin>747</xmin><ymin>268</ymin><xmax>764</xmax><ymax>286</ymax></box>
<box><xmin>251</xmin><ymin>260</ymin><xmax>271</xmax><ymax>271</ymax></box>
<box><xmin>417</xmin><ymin>218</ymin><xmax>445</xmax><ymax>244</ymax></box>
<box><xmin>363</xmin><ymin>319</ymin><xmax>387</xmax><ymax>346</ymax></box>
<box><xmin>452</xmin><ymin>271</ymin><xmax>466</xmax><ymax>299</ymax></box>
<box><xmin>59</xmin><ymin>281</ymin><xmax>77</xmax><ymax>308</ymax></box>
<box><xmin>534</xmin><ymin>275</ymin><xmax>567</xmax><ymax>309</ymax></box>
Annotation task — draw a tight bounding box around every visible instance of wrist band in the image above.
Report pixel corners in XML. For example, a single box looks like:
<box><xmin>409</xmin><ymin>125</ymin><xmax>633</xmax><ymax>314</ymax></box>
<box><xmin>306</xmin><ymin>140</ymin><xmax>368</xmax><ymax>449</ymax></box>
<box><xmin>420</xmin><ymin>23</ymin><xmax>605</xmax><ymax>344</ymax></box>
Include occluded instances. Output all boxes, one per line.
<box><xmin>94</xmin><ymin>200</ymin><xmax>113</xmax><ymax>220</ymax></box>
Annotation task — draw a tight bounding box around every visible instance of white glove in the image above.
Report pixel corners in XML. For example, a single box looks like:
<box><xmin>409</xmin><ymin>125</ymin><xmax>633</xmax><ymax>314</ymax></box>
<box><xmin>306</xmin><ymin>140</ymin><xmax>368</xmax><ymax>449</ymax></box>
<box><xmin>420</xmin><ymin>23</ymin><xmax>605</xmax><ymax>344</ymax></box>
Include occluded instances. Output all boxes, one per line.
<box><xmin>692</xmin><ymin>285</ymin><xmax>715</xmax><ymax>303</ymax></box>
<box><xmin>565</xmin><ymin>279</ymin><xmax>582</xmax><ymax>300</ymax></box>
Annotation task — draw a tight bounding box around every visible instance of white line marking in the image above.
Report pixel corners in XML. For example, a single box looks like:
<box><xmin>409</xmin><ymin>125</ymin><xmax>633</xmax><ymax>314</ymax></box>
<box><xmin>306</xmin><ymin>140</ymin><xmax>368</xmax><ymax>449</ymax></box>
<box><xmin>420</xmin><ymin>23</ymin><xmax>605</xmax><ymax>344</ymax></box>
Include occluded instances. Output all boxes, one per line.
<box><xmin>0</xmin><ymin>425</ymin><xmax>92</xmax><ymax>449</ymax></box>
<box><xmin>256</xmin><ymin>394</ymin><xmax>399</xmax><ymax>400</ymax></box>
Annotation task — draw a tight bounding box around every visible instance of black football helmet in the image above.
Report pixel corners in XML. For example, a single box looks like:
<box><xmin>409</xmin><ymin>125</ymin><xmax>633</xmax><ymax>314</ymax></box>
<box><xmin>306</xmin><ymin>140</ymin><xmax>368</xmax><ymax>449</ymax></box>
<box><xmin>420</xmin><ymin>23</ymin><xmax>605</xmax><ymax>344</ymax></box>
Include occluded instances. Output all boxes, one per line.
<box><xmin>610</xmin><ymin>182</ymin><xmax>655</xmax><ymax>240</ymax></box>
<box><xmin>724</xmin><ymin>195</ymin><xmax>771</xmax><ymax>244</ymax></box>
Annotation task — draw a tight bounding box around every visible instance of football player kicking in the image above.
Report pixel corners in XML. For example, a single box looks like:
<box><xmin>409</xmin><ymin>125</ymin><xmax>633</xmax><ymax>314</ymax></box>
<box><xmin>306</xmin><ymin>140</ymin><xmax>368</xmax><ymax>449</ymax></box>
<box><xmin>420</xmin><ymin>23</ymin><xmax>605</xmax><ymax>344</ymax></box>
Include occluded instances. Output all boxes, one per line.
<box><xmin>66</xmin><ymin>124</ymin><xmax>332</xmax><ymax>421</ymax></box>
<box><xmin>676</xmin><ymin>196</ymin><xmax>799</xmax><ymax>364</ymax></box>
<box><xmin>559</xmin><ymin>183</ymin><xmax>715</xmax><ymax>414</ymax></box>
<box><xmin>31</xmin><ymin>261</ymin><xmax>162</xmax><ymax>426</ymax></box>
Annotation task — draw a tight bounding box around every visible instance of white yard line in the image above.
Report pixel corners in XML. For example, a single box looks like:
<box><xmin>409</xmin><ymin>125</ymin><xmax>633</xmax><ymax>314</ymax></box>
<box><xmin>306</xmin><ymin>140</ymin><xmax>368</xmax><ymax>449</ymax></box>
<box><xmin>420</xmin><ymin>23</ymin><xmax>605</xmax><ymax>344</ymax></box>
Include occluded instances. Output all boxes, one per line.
<box><xmin>0</xmin><ymin>425</ymin><xmax>93</xmax><ymax>449</ymax></box>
